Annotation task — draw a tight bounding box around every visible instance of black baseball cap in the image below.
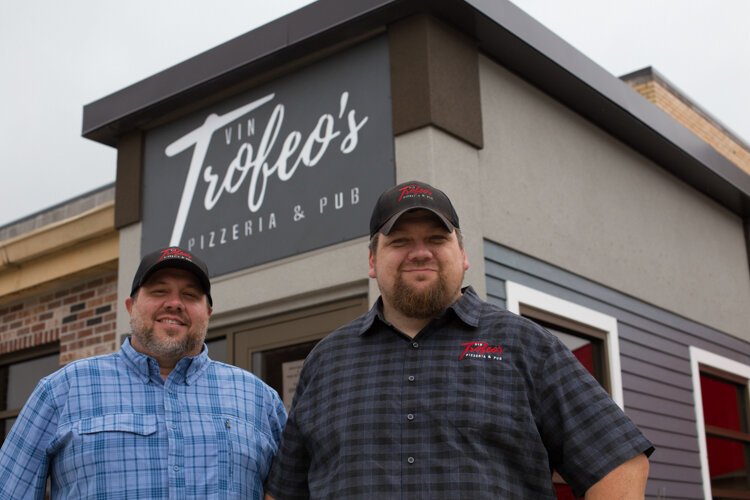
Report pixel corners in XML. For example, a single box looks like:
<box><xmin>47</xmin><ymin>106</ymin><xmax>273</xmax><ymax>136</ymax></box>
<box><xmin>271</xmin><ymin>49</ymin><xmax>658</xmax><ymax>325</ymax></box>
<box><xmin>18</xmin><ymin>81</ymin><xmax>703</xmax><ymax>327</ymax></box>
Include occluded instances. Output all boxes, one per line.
<box><xmin>369</xmin><ymin>180</ymin><xmax>460</xmax><ymax>237</ymax></box>
<box><xmin>130</xmin><ymin>247</ymin><xmax>213</xmax><ymax>306</ymax></box>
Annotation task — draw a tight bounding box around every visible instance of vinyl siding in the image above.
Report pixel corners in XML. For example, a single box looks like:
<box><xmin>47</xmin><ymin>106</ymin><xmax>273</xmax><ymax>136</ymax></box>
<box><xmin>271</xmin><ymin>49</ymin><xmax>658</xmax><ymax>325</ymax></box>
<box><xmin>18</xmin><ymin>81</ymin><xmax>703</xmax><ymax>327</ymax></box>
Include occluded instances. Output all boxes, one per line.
<box><xmin>484</xmin><ymin>240</ymin><xmax>750</xmax><ymax>500</ymax></box>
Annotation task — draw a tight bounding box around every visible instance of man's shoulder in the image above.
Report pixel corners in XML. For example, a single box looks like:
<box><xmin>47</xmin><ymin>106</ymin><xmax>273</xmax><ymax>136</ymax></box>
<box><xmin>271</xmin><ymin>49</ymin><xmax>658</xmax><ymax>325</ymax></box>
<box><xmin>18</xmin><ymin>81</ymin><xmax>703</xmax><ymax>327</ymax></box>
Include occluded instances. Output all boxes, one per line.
<box><xmin>26</xmin><ymin>351</ymin><xmax>122</xmax><ymax>403</ymax></box>
<box><xmin>207</xmin><ymin>359</ymin><xmax>259</xmax><ymax>380</ymax></box>
<box><xmin>464</xmin><ymin>295</ymin><xmax>535</xmax><ymax>327</ymax></box>
<box><xmin>44</xmin><ymin>351</ymin><xmax>121</xmax><ymax>381</ymax></box>
<box><xmin>295</xmin><ymin>310</ymin><xmax>372</xmax><ymax>368</ymax></box>
<box><xmin>315</xmin><ymin>310</ymin><xmax>372</xmax><ymax>345</ymax></box>
<box><xmin>463</xmin><ymin>295</ymin><xmax>558</xmax><ymax>346</ymax></box>
<box><xmin>204</xmin><ymin>360</ymin><xmax>285</xmax><ymax>418</ymax></box>
<box><xmin>206</xmin><ymin>359</ymin><xmax>279</xmax><ymax>392</ymax></box>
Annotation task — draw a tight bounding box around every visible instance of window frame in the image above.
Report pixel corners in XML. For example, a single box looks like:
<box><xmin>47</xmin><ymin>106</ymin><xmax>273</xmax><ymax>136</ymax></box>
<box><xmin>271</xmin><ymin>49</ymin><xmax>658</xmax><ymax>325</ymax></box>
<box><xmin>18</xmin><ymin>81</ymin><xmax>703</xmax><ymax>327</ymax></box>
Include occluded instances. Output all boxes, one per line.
<box><xmin>505</xmin><ymin>281</ymin><xmax>624</xmax><ymax>408</ymax></box>
<box><xmin>0</xmin><ymin>343</ymin><xmax>60</xmax><ymax>442</ymax></box>
<box><xmin>690</xmin><ymin>346</ymin><xmax>750</xmax><ymax>499</ymax></box>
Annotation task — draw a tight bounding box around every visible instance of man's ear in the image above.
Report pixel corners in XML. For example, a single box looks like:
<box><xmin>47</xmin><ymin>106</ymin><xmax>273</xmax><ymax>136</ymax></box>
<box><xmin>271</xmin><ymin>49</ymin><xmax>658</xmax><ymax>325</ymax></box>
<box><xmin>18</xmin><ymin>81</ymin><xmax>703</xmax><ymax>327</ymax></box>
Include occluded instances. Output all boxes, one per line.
<box><xmin>125</xmin><ymin>295</ymin><xmax>134</xmax><ymax>315</ymax></box>
<box><xmin>368</xmin><ymin>249</ymin><xmax>376</xmax><ymax>279</ymax></box>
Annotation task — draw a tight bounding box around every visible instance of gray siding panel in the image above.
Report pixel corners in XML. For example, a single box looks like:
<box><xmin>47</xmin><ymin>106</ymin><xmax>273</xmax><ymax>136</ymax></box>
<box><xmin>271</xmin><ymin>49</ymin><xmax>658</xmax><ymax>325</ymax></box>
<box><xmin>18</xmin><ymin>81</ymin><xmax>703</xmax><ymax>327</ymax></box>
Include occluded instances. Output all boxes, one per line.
<box><xmin>625</xmin><ymin>392</ymin><xmax>696</xmax><ymax>425</ymax></box>
<box><xmin>622</xmin><ymin>373</ymin><xmax>694</xmax><ymax>405</ymax></box>
<box><xmin>619</xmin><ymin>339</ymin><xmax>691</xmax><ymax>376</ymax></box>
<box><xmin>623</xmin><ymin>358</ymin><xmax>693</xmax><ymax>390</ymax></box>
<box><xmin>483</xmin><ymin>240</ymin><xmax>750</xmax><ymax>498</ymax></box>
<box><xmin>646</xmin><ymin>446</ymin><xmax>703</xmax><ymax>469</ymax></box>
<box><xmin>645</xmin><ymin>481</ymin><xmax>704</xmax><ymax>499</ymax></box>
<box><xmin>637</xmin><ymin>427</ymin><xmax>699</xmax><ymax>453</ymax></box>
<box><xmin>626</xmin><ymin>409</ymin><xmax>699</xmax><ymax>440</ymax></box>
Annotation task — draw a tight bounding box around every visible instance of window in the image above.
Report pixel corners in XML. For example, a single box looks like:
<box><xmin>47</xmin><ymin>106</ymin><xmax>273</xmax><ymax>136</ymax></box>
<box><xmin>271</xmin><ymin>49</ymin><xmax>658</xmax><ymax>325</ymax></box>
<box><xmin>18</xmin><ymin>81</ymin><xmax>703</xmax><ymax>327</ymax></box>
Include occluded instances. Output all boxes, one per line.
<box><xmin>506</xmin><ymin>282</ymin><xmax>622</xmax><ymax>500</ymax></box>
<box><xmin>505</xmin><ymin>281</ymin><xmax>623</xmax><ymax>405</ymax></box>
<box><xmin>690</xmin><ymin>347</ymin><xmax>750</xmax><ymax>499</ymax></box>
<box><xmin>522</xmin><ymin>309</ymin><xmax>608</xmax><ymax>389</ymax></box>
<box><xmin>0</xmin><ymin>344</ymin><xmax>60</xmax><ymax>446</ymax></box>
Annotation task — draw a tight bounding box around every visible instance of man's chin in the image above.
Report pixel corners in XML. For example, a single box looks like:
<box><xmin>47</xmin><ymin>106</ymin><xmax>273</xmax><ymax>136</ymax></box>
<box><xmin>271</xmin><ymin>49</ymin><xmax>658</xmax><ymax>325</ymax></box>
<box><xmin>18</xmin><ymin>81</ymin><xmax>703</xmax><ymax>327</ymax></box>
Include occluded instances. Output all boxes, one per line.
<box><xmin>402</xmin><ymin>279</ymin><xmax>439</xmax><ymax>293</ymax></box>
<box><xmin>154</xmin><ymin>324</ymin><xmax>188</xmax><ymax>336</ymax></box>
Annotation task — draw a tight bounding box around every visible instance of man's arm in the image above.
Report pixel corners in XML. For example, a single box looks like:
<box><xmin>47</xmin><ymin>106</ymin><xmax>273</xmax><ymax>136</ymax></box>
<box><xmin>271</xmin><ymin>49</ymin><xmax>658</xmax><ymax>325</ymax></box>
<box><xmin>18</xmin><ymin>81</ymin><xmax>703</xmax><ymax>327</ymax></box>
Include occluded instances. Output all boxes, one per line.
<box><xmin>0</xmin><ymin>379</ymin><xmax>57</xmax><ymax>499</ymax></box>
<box><xmin>585</xmin><ymin>453</ymin><xmax>649</xmax><ymax>499</ymax></box>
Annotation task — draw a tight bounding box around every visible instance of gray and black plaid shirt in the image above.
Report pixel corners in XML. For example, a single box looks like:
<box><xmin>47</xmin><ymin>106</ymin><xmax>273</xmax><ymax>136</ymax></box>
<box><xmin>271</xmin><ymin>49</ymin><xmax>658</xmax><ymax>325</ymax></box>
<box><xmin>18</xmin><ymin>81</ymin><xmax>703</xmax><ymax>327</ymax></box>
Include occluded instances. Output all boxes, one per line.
<box><xmin>266</xmin><ymin>287</ymin><xmax>653</xmax><ymax>498</ymax></box>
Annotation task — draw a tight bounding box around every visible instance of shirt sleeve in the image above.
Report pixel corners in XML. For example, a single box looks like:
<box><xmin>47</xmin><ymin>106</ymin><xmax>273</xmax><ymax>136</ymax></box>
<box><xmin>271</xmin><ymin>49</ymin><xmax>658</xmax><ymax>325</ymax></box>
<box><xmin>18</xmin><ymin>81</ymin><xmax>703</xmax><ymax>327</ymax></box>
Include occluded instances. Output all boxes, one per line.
<box><xmin>267</xmin><ymin>390</ymin><xmax>288</xmax><ymax>448</ymax></box>
<box><xmin>264</xmin><ymin>366</ymin><xmax>312</xmax><ymax>499</ymax></box>
<box><xmin>0</xmin><ymin>378</ymin><xmax>59</xmax><ymax>499</ymax></box>
<box><xmin>534</xmin><ymin>335</ymin><xmax>653</xmax><ymax>497</ymax></box>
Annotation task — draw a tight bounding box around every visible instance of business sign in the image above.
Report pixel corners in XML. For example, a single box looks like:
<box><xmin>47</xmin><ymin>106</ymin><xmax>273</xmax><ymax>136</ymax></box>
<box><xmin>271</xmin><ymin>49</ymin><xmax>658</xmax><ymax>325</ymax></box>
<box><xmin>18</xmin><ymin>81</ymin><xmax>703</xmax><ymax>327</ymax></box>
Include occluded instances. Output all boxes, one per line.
<box><xmin>141</xmin><ymin>36</ymin><xmax>394</xmax><ymax>276</ymax></box>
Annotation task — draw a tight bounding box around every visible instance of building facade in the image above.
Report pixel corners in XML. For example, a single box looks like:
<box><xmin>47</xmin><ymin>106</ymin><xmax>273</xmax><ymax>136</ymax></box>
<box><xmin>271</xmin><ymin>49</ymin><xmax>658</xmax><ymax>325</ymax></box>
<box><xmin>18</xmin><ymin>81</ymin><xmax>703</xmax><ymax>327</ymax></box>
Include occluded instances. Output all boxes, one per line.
<box><xmin>0</xmin><ymin>185</ymin><xmax>118</xmax><ymax>442</ymax></box>
<box><xmin>74</xmin><ymin>1</ymin><xmax>750</xmax><ymax>498</ymax></box>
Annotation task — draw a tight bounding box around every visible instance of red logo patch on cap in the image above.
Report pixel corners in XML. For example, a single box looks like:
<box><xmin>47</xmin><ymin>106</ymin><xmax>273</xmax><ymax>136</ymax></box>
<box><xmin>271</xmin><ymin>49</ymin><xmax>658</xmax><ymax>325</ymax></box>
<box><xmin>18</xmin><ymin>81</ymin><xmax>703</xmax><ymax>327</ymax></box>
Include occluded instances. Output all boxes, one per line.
<box><xmin>159</xmin><ymin>247</ymin><xmax>193</xmax><ymax>262</ymax></box>
<box><xmin>398</xmin><ymin>184</ymin><xmax>433</xmax><ymax>202</ymax></box>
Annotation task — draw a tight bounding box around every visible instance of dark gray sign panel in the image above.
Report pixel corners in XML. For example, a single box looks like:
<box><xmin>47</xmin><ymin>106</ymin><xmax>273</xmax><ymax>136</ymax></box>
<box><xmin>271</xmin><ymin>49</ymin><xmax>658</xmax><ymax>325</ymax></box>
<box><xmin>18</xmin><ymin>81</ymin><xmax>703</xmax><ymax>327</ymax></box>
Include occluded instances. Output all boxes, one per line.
<box><xmin>141</xmin><ymin>36</ymin><xmax>394</xmax><ymax>276</ymax></box>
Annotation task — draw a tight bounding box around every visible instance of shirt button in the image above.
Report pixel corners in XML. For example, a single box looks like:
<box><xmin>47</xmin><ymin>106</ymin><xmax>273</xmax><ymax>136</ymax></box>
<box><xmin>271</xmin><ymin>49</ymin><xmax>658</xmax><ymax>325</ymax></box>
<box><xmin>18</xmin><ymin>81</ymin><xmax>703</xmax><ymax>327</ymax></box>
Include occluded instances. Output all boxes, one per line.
<box><xmin>411</xmin><ymin>341</ymin><xmax>419</xmax><ymax>349</ymax></box>
<box><xmin>408</xmin><ymin>375</ymin><xmax>415</xmax><ymax>382</ymax></box>
<box><xmin>407</xmin><ymin>413</ymin><xmax>414</xmax><ymax>421</ymax></box>
<box><xmin>407</xmin><ymin>457</ymin><xmax>415</xmax><ymax>464</ymax></box>
<box><xmin>170</xmin><ymin>424</ymin><xmax>177</xmax><ymax>430</ymax></box>
<box><xmin>173</xmin><ymin>465</ymin><xmax>179</xmax><ymax>472</ymax></box>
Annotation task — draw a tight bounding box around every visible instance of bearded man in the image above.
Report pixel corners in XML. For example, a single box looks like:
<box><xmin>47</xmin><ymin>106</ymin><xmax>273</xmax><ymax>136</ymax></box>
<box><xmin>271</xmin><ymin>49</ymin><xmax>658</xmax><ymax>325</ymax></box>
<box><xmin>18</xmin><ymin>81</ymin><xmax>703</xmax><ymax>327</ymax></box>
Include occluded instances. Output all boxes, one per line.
<box><xmin>265</xmin><ymin>181</ymin><xmax>653</xmax><ymax>499</ymax></box>
<box><xmin>0</xmin><ymin>247</ymin><xmax>286</xmax><ymax>499</ymax></box>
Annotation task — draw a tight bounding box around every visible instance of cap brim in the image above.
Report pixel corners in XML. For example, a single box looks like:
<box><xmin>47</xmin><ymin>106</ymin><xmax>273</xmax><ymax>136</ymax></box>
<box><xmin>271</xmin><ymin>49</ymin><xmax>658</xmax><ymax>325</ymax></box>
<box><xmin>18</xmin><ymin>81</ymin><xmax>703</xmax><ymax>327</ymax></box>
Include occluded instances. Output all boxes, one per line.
<box><xmin>378</xmin><ymin>207</ymin><xmax>455</xmax><ymax>235</ymax></box>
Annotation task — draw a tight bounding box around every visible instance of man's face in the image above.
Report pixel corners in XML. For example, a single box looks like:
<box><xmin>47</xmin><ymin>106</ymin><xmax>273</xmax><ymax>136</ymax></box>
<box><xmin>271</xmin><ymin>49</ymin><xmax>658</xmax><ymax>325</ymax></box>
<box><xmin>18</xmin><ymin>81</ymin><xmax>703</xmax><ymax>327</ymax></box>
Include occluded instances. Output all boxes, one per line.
<box><xmin>125</xmin><ymin>267</ymin><xmax>212</xmax><ymax>361</ymax></box>
<box><xmin>369</xmin><ymin>210</ymin><xmax>469</xmax><ymax>319</ymax></box>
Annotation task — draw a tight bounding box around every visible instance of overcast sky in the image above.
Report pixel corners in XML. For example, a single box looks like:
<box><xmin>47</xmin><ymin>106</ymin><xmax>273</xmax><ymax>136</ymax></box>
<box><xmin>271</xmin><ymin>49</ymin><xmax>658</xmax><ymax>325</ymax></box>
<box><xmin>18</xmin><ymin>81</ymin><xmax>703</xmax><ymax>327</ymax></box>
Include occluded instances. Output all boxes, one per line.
<box><xmin>1</xmin><ymin>0</ymin><xmax>748</xmax><ymax>227</ymax></box>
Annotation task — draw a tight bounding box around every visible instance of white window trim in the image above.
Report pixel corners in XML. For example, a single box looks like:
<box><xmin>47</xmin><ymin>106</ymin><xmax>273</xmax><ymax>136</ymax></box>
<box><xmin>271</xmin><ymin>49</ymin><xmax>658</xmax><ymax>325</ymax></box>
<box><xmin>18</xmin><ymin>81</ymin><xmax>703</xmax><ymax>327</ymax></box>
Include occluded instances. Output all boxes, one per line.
<box><xmin>689</xmin><ymin>346</ymin><xmax>750</xmax><ymax>500</ymax></box>
<box><xmin>505</xmin><ymin>281</ymin><xmax>624</xmax><ymax>408</ymax></box>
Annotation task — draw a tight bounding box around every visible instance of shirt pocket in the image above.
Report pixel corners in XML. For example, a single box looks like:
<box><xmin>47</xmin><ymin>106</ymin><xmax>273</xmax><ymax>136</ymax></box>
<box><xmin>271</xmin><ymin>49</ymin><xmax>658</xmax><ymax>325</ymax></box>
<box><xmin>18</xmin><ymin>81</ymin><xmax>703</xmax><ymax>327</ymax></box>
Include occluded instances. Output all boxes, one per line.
<box><xmin>73</xmin><ymin>414</ymin><xmax>159</xmax><ymax>480</ymax></box>
<box><xmin>220</xmin><ymin>417</ymin><xmax>277</xmax><ymax>496</ymax></box>
<box><xmin>449</xmin><ymin>359</ymin><xmax>527</xmax><ymax>432</ymax></box>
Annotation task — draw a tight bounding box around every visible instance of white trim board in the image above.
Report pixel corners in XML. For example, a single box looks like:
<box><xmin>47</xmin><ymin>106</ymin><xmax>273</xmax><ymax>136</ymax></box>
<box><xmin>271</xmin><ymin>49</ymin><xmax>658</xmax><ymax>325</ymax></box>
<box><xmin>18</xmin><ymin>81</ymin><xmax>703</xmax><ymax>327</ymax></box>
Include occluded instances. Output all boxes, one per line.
<box><xmin>505</xmin><ymin>281</ymin><xmax>624</xmax><ymax>408</ymax></box>
<box><xmin>689</xmin><ymin>346</ymin><xmax>750</xmax><ymax>500</ymax></box>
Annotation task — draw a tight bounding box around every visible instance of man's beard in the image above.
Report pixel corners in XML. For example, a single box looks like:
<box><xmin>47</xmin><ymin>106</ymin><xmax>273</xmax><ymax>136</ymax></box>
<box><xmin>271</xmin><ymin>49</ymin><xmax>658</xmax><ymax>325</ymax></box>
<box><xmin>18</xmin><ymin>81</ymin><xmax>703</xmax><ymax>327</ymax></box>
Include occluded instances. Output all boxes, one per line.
<box><xmin>130</xmin><ymin>315</ymin><xmax>206</xmax><ymax>360</ymax></box>
<box><xmin>391</xmin><ymin>271</ymin><xmax>454</xmax><ymax>319</ymax></box>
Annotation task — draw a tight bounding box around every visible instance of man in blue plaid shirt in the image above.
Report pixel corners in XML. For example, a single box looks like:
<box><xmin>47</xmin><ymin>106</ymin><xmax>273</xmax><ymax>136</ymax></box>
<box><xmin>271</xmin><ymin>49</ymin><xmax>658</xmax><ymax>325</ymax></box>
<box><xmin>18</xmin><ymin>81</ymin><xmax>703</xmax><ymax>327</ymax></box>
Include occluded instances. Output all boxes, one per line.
<box><xmin>265</xmin><ymin>181</ymin><xmax>653</xmax><ymax>499</ymax></box>
<box><xmin>0</xmin><ymin>246</ymin><xmax>286</xmax><ymax>499</ymax></box>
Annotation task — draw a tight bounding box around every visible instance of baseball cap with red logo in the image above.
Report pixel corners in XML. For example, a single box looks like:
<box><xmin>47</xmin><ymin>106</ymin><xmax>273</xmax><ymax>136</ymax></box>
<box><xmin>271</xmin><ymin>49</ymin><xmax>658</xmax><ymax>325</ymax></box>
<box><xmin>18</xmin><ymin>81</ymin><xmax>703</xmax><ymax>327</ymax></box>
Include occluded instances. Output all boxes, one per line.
<box><xmin>130</xmin><ymin>247</ymin><xmax>213</xmax><ymax>306</ymax></box>
<box><xmin>369</xmin><ymin>180</ymin><xmax>460</xmax><ymax>237</ymax></box>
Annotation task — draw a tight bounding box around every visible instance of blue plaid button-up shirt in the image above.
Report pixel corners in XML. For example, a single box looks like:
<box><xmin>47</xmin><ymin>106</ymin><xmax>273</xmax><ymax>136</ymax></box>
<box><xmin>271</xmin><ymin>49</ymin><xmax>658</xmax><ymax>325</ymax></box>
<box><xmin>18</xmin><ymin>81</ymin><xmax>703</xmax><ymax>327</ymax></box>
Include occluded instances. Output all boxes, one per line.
<box><xmin>266</xmin><ymin>287</ymin><xmax>653</xmax><ymax>498</ymax></box>
<box><xmin>0</xmin><ymin>338</ymin><xmax>286</xmax><ymax>499</ymax></box>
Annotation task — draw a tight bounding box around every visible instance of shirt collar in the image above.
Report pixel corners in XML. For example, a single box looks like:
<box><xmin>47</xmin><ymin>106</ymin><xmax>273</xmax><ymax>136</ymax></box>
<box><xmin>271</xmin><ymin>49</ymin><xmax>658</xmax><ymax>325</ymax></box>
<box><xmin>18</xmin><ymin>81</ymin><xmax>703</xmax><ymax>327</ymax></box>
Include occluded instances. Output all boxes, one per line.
<box><xmin>450</xmin><ymin>286</ymin><xmax>483</xmax><ymax>327</ymax></box>
<box><xmin>358</xmin><ymin>285</ymin><xmax>482</xmax><ymax>336</ymax></box>
<box><xmin>120</xmin><ymin>337</ymin><xmax>210</xmax><ymax>385</ymax></box>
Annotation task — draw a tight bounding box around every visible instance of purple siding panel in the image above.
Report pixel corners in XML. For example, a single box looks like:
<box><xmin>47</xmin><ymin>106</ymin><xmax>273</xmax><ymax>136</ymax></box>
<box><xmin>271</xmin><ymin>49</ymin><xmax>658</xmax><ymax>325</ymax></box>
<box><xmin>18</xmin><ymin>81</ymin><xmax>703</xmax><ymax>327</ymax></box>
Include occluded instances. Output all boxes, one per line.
<box><xmin>484</xmin><ymin>241</ymin><xmax>749</xmax><ymax>499</ymax></box>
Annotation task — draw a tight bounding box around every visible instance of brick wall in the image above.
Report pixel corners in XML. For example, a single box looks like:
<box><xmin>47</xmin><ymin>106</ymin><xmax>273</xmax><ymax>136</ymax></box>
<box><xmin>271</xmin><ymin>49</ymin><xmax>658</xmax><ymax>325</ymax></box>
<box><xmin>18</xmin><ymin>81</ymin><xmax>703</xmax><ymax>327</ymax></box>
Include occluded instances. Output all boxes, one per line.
<box><xmin>0</xmin><ymin>272</ymin><xmax>118</xmax><ymax>365</ymax></box>
<box><xmin>629</xmin><ymin>80</ymin><xmax>750</xmax><ymax>175</ymax></box>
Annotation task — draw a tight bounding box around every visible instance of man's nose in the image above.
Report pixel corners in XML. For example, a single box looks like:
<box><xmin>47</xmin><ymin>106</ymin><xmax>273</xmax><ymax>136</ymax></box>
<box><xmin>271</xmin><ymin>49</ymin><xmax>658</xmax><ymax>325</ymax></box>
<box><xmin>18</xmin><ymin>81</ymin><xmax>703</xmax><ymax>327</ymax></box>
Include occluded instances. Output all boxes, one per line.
<box><xmin>407</xmin><ymin>243</ymin><xmax>433</xmax><ymax>260</ymax></box>
<box><xmin>163</xmin><ymin>293</ymin><xmax>185</xmax><ymax>310</ymax></box>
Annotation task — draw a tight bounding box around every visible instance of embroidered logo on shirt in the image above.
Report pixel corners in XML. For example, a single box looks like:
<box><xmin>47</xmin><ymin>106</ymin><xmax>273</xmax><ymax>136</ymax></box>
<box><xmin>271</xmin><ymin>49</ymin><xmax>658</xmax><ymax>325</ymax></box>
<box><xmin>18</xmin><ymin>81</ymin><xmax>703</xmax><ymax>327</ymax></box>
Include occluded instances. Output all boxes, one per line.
<box><xmin>459</xmin><ymin>341</ymin><xmax>504</xmax><ymax>361</ymax></box>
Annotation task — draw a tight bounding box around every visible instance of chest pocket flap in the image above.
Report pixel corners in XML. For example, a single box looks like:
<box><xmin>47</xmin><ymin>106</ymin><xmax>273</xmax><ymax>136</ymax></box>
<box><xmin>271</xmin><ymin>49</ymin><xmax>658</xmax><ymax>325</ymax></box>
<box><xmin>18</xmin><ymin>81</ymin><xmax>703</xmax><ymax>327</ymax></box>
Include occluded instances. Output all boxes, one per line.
<box><xmin>78</xmin><ymin>414</ymin><xmax>158</xmax><ymax>436</ymax></box>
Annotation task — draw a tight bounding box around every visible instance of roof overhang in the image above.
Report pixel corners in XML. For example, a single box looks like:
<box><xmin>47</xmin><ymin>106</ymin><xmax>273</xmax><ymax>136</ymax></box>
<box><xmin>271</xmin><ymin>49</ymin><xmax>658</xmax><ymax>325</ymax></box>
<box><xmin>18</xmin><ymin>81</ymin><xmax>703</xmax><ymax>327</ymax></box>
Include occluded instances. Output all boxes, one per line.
<box><xmin>82</xmin><ymin>0</ymin><xmax>750</xmax><ymax>217</ymax></box>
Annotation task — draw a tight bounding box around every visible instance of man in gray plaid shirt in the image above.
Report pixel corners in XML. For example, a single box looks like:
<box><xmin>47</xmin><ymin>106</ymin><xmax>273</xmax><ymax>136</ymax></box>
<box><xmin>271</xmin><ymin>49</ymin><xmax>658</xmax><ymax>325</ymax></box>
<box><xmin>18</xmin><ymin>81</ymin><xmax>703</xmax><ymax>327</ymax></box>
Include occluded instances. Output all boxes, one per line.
<box><xmin>266</xmin><ymin>180</ymin><xmax>653</xmax><ymax>499</ymax></box>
